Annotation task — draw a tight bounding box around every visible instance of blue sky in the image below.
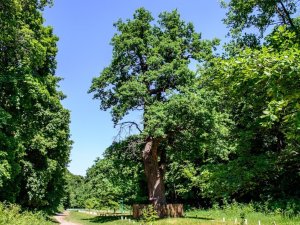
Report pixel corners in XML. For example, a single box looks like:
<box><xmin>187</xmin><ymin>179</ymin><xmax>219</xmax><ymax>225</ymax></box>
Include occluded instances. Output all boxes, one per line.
<box><xmin>43</xmin><ymin>0</ymin><xmax>228</xmax><ymax>176</ymax></box>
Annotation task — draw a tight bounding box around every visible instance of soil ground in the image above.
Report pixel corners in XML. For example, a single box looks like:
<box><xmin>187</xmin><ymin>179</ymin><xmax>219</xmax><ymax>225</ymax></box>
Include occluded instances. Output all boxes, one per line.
<box><xmin>54</xmin><ymin>211</ymin><xmax>81</xmax><ymax>225</ymax></box>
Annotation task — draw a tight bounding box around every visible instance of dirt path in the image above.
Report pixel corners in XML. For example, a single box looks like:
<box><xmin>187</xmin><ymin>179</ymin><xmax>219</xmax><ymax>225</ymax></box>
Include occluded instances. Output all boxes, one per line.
<box><xmin>54</xmin><ymin>211</ymin><xmax>81</xmax><ymax>225</ymax></box>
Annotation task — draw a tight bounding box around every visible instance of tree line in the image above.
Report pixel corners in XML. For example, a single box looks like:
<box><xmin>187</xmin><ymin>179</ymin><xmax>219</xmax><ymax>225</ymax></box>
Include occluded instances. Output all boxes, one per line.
<box><xmin>0</xmin><ymin>0</ymin><xmax>71</xmax><ymax>211</ymax></box>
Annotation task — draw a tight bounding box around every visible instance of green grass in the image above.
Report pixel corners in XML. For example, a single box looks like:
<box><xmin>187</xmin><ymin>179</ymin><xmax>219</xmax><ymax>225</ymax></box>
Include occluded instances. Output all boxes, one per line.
<box><xmin>65</xmin><ymin>208</ymin><xmax>300</xmax><ymax>225</ymax></box>
<box><xmin>186</xmin><ymin>206</ymin><xmax>300</xmax><ymax>225</ymax></box>
<box><xmin>66</xmin><ymin>211</ymin><xmax>212</xmax><ymax>225</ymax></box>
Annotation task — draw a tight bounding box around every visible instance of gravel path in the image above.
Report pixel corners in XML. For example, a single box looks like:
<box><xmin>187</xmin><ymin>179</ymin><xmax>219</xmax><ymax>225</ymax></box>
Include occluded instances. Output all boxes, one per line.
<box><xmin>54</xmin><ymin>211</ymin><xmax>81</xmax><ymax>225</ymax></box>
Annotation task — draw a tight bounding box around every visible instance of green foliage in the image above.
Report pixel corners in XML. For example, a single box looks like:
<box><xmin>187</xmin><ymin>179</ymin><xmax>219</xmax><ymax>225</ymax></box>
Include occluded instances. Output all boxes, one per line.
<box><xmin>186</xmin><ymin>203</ymin><xmax>300</xmax><ymax>224</ymax></box>
<box><xmin>83</xmin><ymin>137</ymin><xmax>148</xmax><ymax>208</ymax></box>
<box><xmin>0</xmin><ymin>0</ymin><xmax>71</xmax><ymax>210</ymax></box>
<box><xmin>71</xmin><ymin>3</ymin><xmax>300</xmax><ymax>218</ymax></box>
<box><xmin>0</xmin><ymin>202</ymin><xmax>53</xmax><ymax>225</ymax></box>
<box><xmin>141</xmin><ymin>205</ymin><xmax>159</xmax><ymax>223</ymax></box>
<box><xmin>89</xmin><ymin>7</ymin><xmax>230</xmax><ymax>207</ymax></box>
<box><xmin>265</xmin><ymin>23</ymin><xmax>299</xmax><ymax>50</ymax></box>
<box><xmin>89</xmin><ymin>7</ymin><xmax>219</xmax><ymax>130</ymax></box>
<box><xmin>198</xmin><ymin>24</ymin><xmax>300</xmax><ymax>209</ymax></box>
<box><xmin>64</xmin><ymin>137</ymin><xmax>148</xmax><ymax>210</ymax></box>
<box><xmin>86</xmin><ymin>9</ymin><xmax>299</xmax><ymax>212</ymax></box>
<box><xmin>86</xmin><ymin>9</ymin><xmax>299</xmax><ymax>214</ymax></box>
<box><xmin>65</xmin><ymin>171</ymin><xmax>85</xmax><ymax>208</ymax></box>
<box><xmin>85</xmin><ymin>198</ymin><xmax>100</xmax><ymax>210</ymax></box>
<box><xmin>222</xmin><ymin>0</ymin><xmax>300</xmax><ymax>36</ymax></box>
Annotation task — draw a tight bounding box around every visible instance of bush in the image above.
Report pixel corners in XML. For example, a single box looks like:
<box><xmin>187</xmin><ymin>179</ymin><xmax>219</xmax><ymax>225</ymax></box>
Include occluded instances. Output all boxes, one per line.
<box><xmin>141</xmin><ymin>205</ymin><xmax>158</xmax><ymax>224</ymax></box>
<box><xmin>0</xmin><ymin>202</ymin><xmax>53</xmax><ymax>225</ymax></box>
<box><xmin>84</xmin><ymin>197</ymin><xmax>100</xmax><ymax>210</ymax></box>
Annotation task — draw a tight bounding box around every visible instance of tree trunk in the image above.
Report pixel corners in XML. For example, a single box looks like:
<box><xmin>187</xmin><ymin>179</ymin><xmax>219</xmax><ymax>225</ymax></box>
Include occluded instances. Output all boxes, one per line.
<box><xmin>142</xmin><ymin>137</ymin><xmax>166</xmax><ymax>206</ymax></box>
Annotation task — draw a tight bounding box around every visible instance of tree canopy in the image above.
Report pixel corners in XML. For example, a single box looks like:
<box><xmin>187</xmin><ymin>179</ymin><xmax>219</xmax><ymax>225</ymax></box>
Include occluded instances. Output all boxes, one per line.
<box><xmin>89</xmin><ymin>8</ymin><xmax>219</xmax><ymax>127</ymax></box>
<box><xmin>222</xmin><ymin>0</ymin><xmax>300</xmax><ymax>36</ymax></box>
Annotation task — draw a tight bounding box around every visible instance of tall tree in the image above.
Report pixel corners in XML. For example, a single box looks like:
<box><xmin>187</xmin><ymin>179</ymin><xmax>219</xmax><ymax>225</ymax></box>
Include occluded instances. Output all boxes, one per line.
<box><xmin>0</xmin><ymin>0</ymin><xmax>71</xmax><ymax>210</ymax></box>
<box><xmin>89</xmin><ymin>8</ymin><xmax>221</xmax><ymax>207</ymax></box>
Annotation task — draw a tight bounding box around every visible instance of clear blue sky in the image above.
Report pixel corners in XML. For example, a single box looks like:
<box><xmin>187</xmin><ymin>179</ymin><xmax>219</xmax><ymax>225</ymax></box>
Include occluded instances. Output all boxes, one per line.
<box><xmin>43</xmin><ymin>0</ymin><xmax>228</xmax><ymax>176</ymax></box>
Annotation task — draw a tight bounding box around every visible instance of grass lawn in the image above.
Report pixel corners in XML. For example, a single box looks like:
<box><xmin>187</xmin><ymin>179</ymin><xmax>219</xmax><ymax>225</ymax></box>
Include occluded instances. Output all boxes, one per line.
<box><xmin>65</xmin><ymin>209</ymin><xmax>300</xmax><ymax>225</ymax></box>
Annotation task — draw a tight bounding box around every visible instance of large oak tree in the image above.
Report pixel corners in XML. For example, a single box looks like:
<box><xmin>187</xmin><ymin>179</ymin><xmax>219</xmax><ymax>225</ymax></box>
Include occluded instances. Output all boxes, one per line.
<box><xmin>89</xmin><ymin>8</ymin><xmax>225</xmax><ymax>207</ymax></box>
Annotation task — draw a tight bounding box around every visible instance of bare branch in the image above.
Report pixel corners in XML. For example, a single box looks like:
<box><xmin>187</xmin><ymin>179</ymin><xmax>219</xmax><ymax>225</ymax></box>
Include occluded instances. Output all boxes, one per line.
<box><xmin>113</xmin><ymin>121</ymin><xmax>143</xmax><ymax>142</ymax></box>
<box><xmin>276</xmin><ymin>4</ymin><xmax>287</xmax><ymax>25</ymax></box>
<box><xmin>116</xmin><ymin>121</ymin><xmax>142</xmax><ymax>133</ymax></box>
<box><xmin>278</xmin><ymin>0</ymin><xmax>298</xmax><ymax>35</ymax></box>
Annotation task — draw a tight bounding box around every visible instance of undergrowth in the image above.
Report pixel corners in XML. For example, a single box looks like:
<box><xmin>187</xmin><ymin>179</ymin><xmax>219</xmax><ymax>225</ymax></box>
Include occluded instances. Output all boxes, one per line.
<box><xmin>0</xmin><ymin>202</ymin><xmax>54</xmax><ymax>225</ymax></box>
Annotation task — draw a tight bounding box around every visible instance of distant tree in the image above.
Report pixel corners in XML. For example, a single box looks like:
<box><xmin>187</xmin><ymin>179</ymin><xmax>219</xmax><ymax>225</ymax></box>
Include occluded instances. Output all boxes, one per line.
<box><xmin>65</xmin><ymin>171</ymin><xmax>85</xmax><ymax>208</ymax></box>
<box><xmin>85</xmin><ymin>197</ymin><xmax>99</xmax><ymax>211</ymax></box>
<box><xmin>84</xmin><ymin>137</ymin><xmax>147</xmax><ymax>207</ymax></box>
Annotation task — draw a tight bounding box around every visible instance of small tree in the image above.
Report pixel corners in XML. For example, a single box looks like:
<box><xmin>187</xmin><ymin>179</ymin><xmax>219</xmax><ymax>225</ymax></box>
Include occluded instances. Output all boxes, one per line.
<box><xmin>141</xmin><ymin>205</ymin><xmax>158</xmax><ymax>223</ymax></box>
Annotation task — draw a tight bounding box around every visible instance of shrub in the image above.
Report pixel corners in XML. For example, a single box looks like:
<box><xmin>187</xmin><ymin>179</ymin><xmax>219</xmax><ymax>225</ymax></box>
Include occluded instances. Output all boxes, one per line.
<box><xmin>0</xmin><ymin>202</ymin><xmax>53</xmax><ymax>225</ymax></box>
<box><xmin>141</xmin><ymin>205</ymin><xmax>158</xmax><ymax>224</ymax></box>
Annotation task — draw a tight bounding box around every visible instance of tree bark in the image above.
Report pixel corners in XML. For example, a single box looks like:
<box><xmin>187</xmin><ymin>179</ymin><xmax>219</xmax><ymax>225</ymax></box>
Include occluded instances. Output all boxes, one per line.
<box><xmin>142</xmin><ymin>137</ymin><xmax>166</xmax><ymax>206</ymax></box>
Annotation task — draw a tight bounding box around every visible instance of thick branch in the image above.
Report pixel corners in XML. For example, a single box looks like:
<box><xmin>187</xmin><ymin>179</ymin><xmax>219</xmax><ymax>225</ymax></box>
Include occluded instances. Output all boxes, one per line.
<box><xmin>278</xmin><ymin>0</ymin><xmax>298</xmax><ymax>35</ymax></box>
<box><xmin>276</xmin><ymin>5</ymin><xmax>287</xmax><ymax>25</ymax></box>
<box><xmin>137</xmin><ymin>53</ymin><xmax>148</xmax><ymax>73</ymax></box>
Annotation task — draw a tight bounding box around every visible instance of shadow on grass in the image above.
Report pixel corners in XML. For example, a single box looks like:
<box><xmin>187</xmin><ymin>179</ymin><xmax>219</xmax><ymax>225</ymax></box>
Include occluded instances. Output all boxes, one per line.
<box><xmin>79</xmin><ymin>214</ymin><xmax>215</xmax><ymax>224</ymax></box>
<box><xmin>49</xmin><ymin>217</ymin><xmax>59</xmax><ymax>224</ymax></box>
<box><xmin>184</xmin><ymin>216</ymin><xmax>215</xmax><ymax>221</ymax></box>
<box><xmin>83</xmin><ymin>215</ymin><xmax>133</xmax><ymax>224</ymax></box>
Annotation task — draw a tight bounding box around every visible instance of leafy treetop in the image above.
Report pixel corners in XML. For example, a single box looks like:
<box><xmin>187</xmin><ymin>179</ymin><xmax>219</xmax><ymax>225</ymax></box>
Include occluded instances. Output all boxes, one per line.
<box><xmin>221</xmin><ymin>0</ymin><xmax>300</xmax><ymax>36</ymax></box>
<box><xmin>89</xmin><ymin>8</ymin><xmax>219</xmax><ymax>135</ymax></box>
